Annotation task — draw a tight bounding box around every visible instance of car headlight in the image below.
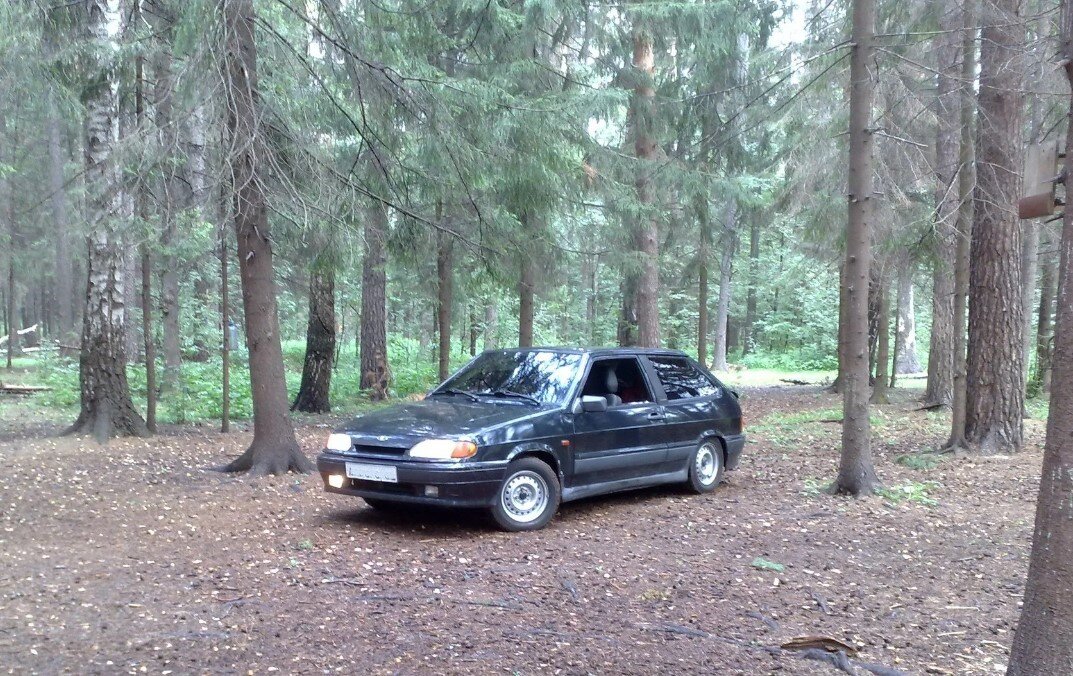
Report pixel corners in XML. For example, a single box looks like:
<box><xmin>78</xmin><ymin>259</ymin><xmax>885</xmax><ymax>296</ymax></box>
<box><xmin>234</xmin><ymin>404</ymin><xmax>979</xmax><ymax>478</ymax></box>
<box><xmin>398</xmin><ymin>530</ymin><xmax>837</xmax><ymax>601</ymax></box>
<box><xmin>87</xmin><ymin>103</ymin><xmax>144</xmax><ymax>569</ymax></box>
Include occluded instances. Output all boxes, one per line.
<box><xmin>326</xmin><ymin>433</ymin><xmax>353</xmax><ymax>451</ymax></box>
<box><xmin>408</xmin><ymin>439</ymin><xmax>477</xmax><ymax>460</ymax></box>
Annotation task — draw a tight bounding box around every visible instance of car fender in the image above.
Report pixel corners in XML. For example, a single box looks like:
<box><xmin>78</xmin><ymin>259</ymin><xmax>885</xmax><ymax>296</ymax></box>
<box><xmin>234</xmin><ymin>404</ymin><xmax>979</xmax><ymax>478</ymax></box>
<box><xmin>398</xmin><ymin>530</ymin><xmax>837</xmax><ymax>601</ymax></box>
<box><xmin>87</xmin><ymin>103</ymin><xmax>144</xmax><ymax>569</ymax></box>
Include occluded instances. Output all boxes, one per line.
<box><xmin>505</xmin><ymin>442</ymin><xmax>565</xmax><ymax>485</ymax></box>
<box><xmin>691</xmin><ymin>431</ymin><xmax>729</xmax><ymax>466</ymax></box>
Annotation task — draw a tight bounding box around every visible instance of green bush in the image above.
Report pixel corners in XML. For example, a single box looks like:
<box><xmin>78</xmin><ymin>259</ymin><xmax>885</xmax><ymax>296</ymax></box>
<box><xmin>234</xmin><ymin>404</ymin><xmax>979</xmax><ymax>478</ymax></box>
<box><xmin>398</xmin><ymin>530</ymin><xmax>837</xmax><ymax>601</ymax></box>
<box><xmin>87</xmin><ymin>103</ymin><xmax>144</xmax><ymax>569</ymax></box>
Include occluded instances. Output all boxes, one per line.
<box><xmin>738</xmin><ymin>348</ymin><xmax>838</xmax><ymax>372</ymax></box>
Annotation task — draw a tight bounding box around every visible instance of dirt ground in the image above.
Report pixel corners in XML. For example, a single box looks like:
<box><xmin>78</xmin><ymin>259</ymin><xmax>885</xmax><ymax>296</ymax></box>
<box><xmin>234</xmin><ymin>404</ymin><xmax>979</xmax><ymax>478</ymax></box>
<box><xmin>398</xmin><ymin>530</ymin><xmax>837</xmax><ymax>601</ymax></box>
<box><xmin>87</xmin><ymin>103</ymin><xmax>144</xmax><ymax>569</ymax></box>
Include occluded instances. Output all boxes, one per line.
<box><xmin>0</xmin><ymin>387</ymin><xmax>1042</xmax><ymax>675</ymax></box>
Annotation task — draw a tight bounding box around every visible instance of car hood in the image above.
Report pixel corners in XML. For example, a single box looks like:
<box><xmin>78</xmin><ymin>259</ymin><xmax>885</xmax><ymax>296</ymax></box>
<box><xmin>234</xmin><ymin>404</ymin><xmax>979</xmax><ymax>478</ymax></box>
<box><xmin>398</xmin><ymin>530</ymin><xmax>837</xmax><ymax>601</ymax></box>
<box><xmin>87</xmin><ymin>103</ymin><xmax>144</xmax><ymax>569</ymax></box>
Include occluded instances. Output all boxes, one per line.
<box><xmin>337</xmin><ymin>397</ymin><xmax>557</xmax><ymax>448</ymax></box>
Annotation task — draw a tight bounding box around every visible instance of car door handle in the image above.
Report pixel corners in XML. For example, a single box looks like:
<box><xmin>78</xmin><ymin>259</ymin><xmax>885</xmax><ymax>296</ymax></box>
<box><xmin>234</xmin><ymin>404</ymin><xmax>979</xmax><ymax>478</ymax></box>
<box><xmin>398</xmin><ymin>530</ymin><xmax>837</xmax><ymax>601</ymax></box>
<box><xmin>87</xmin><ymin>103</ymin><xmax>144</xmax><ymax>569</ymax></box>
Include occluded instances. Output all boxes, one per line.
<box><xmin>647</xmin><ymin>412</ymin><xmax>666</xmax><ymax>421</ymax></box>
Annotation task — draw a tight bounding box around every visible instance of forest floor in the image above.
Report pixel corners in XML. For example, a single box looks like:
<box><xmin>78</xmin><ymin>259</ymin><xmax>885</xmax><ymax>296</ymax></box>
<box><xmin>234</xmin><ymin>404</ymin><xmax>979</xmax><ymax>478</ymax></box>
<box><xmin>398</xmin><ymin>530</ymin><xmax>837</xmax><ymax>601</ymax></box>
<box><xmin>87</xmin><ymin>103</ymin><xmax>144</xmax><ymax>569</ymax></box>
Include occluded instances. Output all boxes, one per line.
<box><xmin>0</xmin><ymin>382</ymin><xmax>1044</xmax><ymax>675</ymax></box>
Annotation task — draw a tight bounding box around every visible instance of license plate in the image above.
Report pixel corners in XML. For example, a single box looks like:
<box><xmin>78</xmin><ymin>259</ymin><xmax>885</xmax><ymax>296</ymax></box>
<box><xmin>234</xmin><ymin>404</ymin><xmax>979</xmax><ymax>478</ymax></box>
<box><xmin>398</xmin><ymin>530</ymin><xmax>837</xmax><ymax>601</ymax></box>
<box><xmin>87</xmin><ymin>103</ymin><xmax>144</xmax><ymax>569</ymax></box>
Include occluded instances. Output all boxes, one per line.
<box><xmin>345</xmin><ymin>462</ymin><xmax>398</xmax><ymax>483</ymax></box>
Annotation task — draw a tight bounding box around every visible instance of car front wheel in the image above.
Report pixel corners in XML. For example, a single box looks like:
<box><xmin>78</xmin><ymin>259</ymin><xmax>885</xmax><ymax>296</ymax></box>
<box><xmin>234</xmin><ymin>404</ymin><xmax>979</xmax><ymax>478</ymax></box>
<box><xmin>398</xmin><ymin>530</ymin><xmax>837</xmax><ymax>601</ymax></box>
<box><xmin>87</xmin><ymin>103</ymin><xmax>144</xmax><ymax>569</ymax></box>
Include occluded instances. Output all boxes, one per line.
<box><xmin>491</xmin><ymin>457</ymin><xmax>560</xmax><ymax>531</ymax></box>
<box><xmin>687</xmin><ymin>440</ymin><xmax>724</xmax><ymax>493</ymax></box>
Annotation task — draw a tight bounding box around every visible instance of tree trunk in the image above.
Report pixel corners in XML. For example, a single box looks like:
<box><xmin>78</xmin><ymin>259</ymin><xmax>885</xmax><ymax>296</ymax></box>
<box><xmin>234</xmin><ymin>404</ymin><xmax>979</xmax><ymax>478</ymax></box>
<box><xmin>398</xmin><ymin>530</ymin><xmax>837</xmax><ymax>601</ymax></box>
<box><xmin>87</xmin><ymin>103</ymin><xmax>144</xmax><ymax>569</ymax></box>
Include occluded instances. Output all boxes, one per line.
<box><xmin>893</xmin><ymin>266</ymin><xmax>922</xmax><ymax>374</ymax></box>
<box><xmin>1021</xmin><ymin>220</ymin><xmax>1039</xmax><ymax>379</ymax></box>
<box><xmin>291</xmin><ymin>266</ymin><xmax>335</xmax><ymax>413</ymax></box>
<box><xmin>712</xmin><ymin>201</ymin><xmax>736</xmax><ymax>372</ymax></box>
<box><xmin>468</xmin><ymin>306</ymin><xmax>478</xmax><ymax>356</ymax></box>
<box><xmin>742</xmin><ymin>216</ymin><xmax>760</xmax><ymax>357</ymax></box>
<box><xmin>65</xmin><ymin>0</ymin><xmax>147</xmax><ymax>442</ymax></box>
<box><xmin>518</xmin><ymin>213</ymin><xmax>536</xmax><ymax>348</ymax></box>
<box><xmin>870</xmin><ymin>270</ymin><xmax>890</xmax><ymax>404</ymax></box>
<box><xmin>697</xmin><ymin>209</ymin><xmax>709</xmax><ymax>367</ymax></box>
<box><xmin>484</xmin><ymin>302</ymin><xmax>498</xmax><ymax>350</ymax></box>
<box><xmin>154</xmin><ymin>40</ymin><xmax>186</xmax><ymax>391</ymax></box>
<box><xmin>627</xmin><ymin>17</ymin><xmax>661</xmax><ymax>348</ymax></box>
<box><xmin>141</xmin><ymin>247</ymin><xmax>156</xmax><ymax>431</ymax></box>
<box><xmin>46</xmin><ymin>109</ymin><xmax>76</xmax><ymax>342</ymax></box>
<box><xmin>360</xmin><ymin>202</ymin><xmax>390</xmax><ymax>400</ymax></box>
<box><xmin>965</xmin><ymin>0</ymin><xmax>1026</xmax><ymax>454</ymax></box>
<box><xmin>135</xmin><ymin>37</ymin><xmax>156</xmax><ymax>433</ymax></box>
<box><xmin>923</xmin><ymin>1</ymin><xmax>962</xmax><ymax>408</ymax></box>
<box><xmin>1035</xmin><ymin>231</ymin><xmax>1056</xmax><ymax>392</ymax></box>
<box><xmin>437</xmin><ymin>232</ymin><xmax>454</xmax><ymax>382</ymax></box>
<box><xmin>830</xmin><ymin>261</ymin><xmax>846</xmax><ymax>394</ymax></box>
<box><xmin>1</xmin><ymin>116</ymin><xmax>14</xmax><ymax>370</ymax></box>
<box><xmin>219</xmin><ymin>193</ymin><xmax>230</xmax><ymax>433</ymax></box>
<box><xmin>1006</xmin><ymin>7</ymin><xmax>1073</xmax><ymax>664</ymax></box>
<box><xmin>946</xmin><ymin>0</ymin><xmax>978</xmax><ymax>451</ymax></box>
<box><xmin>835</xmin><ymin>0</ymin><xmax>879</xmax><ymax>495</ymax></box>
<box><xmin>221</xmin><ymin>0</ymin><xmax>309</xmax><ymax>474</ymax></box>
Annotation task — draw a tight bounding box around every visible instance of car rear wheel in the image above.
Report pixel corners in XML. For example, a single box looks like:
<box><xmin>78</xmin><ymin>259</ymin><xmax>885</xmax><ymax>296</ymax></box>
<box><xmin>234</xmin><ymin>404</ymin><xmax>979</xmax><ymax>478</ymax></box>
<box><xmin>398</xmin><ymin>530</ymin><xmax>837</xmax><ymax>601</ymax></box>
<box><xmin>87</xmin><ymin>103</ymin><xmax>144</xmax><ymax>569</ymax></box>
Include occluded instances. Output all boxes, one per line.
<box><xmin>687</xmin><ymin>440</ymin><xmax>724</xmax><ymax>493</ymax></box>
<box><xmin>491</xmin><ymin>457</ymin><xmax>560</xmax><ymax>532</ymax></box>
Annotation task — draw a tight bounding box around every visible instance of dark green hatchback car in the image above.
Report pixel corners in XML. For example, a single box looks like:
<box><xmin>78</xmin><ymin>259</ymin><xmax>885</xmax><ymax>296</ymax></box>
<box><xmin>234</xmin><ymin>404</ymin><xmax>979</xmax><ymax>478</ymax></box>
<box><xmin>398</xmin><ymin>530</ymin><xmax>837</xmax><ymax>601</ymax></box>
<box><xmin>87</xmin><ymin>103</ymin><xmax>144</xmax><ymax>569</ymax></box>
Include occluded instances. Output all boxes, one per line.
<box><xmin>317</xmin><ymin>347</ymin><xmax>745</xmax><ymax>531</ymax></box>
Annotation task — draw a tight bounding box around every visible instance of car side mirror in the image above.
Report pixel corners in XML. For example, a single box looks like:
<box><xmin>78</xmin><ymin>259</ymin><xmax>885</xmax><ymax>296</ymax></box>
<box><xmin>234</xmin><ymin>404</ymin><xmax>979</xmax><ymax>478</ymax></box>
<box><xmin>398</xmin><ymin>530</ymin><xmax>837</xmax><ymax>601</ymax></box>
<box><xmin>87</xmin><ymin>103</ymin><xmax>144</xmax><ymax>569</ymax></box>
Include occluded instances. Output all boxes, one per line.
<box><xmin>579</xmin><ymin>395</ymin><xmax>608</xmax><ymax>413</ymax></box>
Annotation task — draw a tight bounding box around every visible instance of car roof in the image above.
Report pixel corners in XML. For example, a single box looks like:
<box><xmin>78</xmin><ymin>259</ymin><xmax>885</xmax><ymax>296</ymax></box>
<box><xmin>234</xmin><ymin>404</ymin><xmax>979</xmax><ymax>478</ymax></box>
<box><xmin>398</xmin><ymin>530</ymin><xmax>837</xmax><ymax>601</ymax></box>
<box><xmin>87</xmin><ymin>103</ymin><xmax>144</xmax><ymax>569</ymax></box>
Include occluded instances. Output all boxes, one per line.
<box><xmin>487</xmin><ymin>346</ymin><xmax>693</xmax><ymax>359</ymax></box>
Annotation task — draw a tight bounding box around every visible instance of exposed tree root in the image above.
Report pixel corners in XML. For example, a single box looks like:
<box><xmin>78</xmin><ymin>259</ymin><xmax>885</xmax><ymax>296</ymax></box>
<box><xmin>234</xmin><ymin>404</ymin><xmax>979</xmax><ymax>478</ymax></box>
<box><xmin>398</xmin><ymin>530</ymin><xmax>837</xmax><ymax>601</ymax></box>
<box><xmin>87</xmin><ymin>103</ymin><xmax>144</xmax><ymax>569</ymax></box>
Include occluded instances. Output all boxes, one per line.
<box><xmin>64</xmin><ymin>402</ymin><xmax>149</xmax><ymax>444</ymax></box>
<box><xmin>222</xmin><ymin>442</ymin><xmax>313</xmax><ymax>475</ymax></box>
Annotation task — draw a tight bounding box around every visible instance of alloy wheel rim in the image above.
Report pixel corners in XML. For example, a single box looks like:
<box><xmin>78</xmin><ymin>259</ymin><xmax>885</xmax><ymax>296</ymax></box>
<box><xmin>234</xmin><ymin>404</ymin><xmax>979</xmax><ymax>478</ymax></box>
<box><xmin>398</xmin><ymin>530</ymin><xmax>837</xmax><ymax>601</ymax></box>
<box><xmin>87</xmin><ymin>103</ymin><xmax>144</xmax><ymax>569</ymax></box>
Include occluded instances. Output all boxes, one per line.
<box><xmin>501</xmin><ymin>471</ymin><xmax>549</xmax><ymax>523</ymax></box>
<box><xmin>696</xmin><ymin>443</ymin><xmax>719</xmax><ymax>485</ymax></box>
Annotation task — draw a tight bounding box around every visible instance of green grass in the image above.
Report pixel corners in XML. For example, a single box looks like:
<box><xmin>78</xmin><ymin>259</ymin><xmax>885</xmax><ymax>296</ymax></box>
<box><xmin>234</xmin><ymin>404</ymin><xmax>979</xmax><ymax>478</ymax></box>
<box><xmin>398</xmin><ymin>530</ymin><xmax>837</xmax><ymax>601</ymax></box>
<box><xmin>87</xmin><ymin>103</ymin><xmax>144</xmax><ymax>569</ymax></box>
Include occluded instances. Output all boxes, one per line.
<box><xmin>877</xmin><ymin>481</ymin><xmax>941</xmax><ymax>507</ymax></box>
<box><xmin>1025</xmin><ymin>395</ymin><xmax>1050</xmax><ymax>421</ymax></box>
<box><xmin>4</xmin><ymin>335</ymin><xmax>475</xmax><ymax>425</ymax></box>
<box><xmin>895</xmin><ymin>453</ymin><xmax>944</xmax><ymax>471</ymax></box>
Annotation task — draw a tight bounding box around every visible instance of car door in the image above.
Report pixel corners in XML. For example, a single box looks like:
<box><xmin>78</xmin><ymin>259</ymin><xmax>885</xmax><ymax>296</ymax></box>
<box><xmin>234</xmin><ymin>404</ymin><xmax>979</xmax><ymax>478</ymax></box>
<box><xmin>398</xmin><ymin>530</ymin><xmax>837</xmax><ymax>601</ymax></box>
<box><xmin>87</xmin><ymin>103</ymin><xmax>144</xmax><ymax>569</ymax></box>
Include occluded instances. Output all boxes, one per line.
<box><xmin>569</xmin><ymin>356</ymin><xmax>668</xmax><ymax>486</ymax></box>
<box><xmin>644</xmin><ymin>355</ymin><xmax>728</xmax><ymax>472</ymax></box>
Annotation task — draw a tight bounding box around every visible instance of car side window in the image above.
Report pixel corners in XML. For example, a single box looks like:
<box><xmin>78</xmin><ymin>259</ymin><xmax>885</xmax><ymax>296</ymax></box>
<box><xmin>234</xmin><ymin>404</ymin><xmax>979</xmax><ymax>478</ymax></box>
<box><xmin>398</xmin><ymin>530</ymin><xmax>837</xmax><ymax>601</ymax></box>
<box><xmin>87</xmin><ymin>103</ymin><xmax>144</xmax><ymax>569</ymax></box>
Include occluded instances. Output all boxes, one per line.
<box><xmin>649</xmin><ymin>357</ymin><xmax>719</xmax><ymax>401</ymax></box>
<box><xmin>580</xmin><ymin>357</ymin><xmax>655</xmax><ymax>407</ymax></box>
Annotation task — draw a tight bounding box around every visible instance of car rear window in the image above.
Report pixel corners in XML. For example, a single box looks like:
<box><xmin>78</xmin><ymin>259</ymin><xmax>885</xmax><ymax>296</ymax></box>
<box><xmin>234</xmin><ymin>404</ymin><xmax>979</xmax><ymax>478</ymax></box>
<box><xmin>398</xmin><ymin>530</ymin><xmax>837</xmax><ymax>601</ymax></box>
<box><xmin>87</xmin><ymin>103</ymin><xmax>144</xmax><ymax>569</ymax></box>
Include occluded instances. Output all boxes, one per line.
<box><xmin>649</xmin><ymin>357</ymin><xmax>720</xmax><ymax>401</ymax></box>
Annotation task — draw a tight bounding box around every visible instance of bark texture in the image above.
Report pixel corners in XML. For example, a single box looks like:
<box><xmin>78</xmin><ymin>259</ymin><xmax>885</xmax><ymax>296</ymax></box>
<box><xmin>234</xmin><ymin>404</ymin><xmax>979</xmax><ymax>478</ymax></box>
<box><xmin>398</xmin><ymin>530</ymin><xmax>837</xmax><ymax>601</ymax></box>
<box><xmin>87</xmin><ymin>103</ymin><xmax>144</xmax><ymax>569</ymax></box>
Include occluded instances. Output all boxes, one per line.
<box><xmin>67</xmin><ymin>0</ymin><xmax>148</xmax><ymax>442</ymax></box>
<box><xmin>1020</xmin><ymin>221</ymin><xmax>1039</xmax><ymax>378</ymax></box>
<box><xmin>742</xmin><ymin>217</ymin><xmax>760</xmax><ymax>356</ymax></box>
<box><xmin>923</xmin><ymin>1</ymin><xmax>961</xmax><ymax>407</ymax></box>
<box><xmin>870</xmin><ymin>270</ymin><xmax>890</xmax><ymax>404</ymax></box>
<box><xmin>893</xmin><ymin>266</ymin><xmax>921</xmax><ymax>374</ymax></box>
<box><xmin>483</xmin><ymin>302</ymin><xmax>498</xmax><ymax>350</ymax></box>
<box><xmin>835</xmin><ymin>0</ymin><xmax>879</xmax><ymax>495</ymax></box>
<box><xmin>947</xmin><ymin>0</ymin><xmax>977</xmax><ymax>451</ymax></box>
<box><xmin>965</xmin><ymin>0</ymin><xmax>1026</xmax><ymax>454</ymax></box>
<box><xmin>47</xmin><ymin>110</ymin><xmax>76</xmax><ymax>341</ymax></box>
<box><xmin>221</xmin><ymin>0</ymin><xmax>309</xmax><ymax>474</ymax></box>
<box><xmin>624</xmin><ymin>18</ymin><xmax>660</xmax><ymax>348</ymax></box>
<box><xmin>711</xmin><ymin>201</ymin><xmax>736</xmax><ymax>372</ymax></box>
<box><xmin>152</xmin><ymin>25</ymin><xmax>188</xmax><ymax>390</ymax></box>
<box><xmin>1035</xmin><ymin>231</ymin><xmax>1056</xmax><ymax>392</ymax></box>
<box><xmin>518</xmin><ymin>213</ymin><xmax>536</xmax><ymax>348</ymax></box>
<box><xmin>436</xmin><ymin>232</ymin><xmax>454</xmax><ymax>382</ymax></box>
<box><xmin>1006</xmin><ymin>8</ymin><xmax>1073</xmax><ymax>664</ymax></box>
<box><xmin>291</xmin><ymin>266</ymin><xmax>335</xmax><ymax>413</ymax></box>
<box><xmin>359</xmin><ymin>203</ymin><xmax>389</xmax><ymax>400</ymax></box>
<box><xmin>697</xmin><ymin>204</ymin><xmax>709</xmax><ymax>366</ymax></box>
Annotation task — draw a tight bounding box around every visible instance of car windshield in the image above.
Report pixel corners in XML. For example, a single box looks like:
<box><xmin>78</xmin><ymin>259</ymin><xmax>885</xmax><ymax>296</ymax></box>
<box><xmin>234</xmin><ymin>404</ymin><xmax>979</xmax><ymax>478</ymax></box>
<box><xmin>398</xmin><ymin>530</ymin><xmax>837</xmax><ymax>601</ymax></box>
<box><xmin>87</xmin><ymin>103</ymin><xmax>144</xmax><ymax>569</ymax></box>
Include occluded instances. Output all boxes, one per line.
<box><xmin>434</xmin><ymin>351</ymin><xmax>581</xmax><ymax>406</ymax></box>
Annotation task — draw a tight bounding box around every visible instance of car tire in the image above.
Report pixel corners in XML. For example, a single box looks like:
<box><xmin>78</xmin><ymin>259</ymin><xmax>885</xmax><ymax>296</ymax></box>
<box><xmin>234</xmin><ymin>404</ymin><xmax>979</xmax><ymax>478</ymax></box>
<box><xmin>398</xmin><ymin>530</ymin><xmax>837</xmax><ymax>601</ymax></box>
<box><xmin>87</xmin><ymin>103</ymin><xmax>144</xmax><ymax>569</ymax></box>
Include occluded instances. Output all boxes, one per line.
<box><xmin>363</xmin><ymin>497</ymin><xmax>397</xmax><ymax>511</ymax></box>
<box><xmin>491</xmin><ymin>457</ymin><xmax>560</xmax><ymax>532</ymax></box>
<box><xmin>687</xmin><ymin>440</ymin><xmax>724</xmax><ymax>494</ymax></box>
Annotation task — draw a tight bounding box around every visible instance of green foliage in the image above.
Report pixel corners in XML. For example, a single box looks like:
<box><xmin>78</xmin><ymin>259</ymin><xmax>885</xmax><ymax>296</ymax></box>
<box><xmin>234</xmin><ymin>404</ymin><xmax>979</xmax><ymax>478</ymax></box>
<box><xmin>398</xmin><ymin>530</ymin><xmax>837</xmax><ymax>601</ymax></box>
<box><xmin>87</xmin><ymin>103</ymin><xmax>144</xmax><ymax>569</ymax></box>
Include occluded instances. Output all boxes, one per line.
<box><xmin>895</xmin><ymin>453</ymin><xmax>944</xmax><ymax>471</ymax></box>
<box><xmin>739</xmin><ymin>348</ymin><xmax>838</xmax><ymax>372</ymax></box>
<box><xmin>877</xmin><ymin>481</ymin><xmax>941</xmax><ymax>507</ymax></box>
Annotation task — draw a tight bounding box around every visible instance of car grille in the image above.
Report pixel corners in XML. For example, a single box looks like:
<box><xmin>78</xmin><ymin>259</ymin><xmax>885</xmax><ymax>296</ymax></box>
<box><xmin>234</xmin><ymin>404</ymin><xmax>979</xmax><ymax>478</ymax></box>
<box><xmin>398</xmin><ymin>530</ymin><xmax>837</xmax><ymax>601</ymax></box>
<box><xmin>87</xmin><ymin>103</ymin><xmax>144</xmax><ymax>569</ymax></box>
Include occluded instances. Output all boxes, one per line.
<box><xmin>351</xmin><ymin>444</ymin><xmax>408</xmax><ymax>457</ymax></box>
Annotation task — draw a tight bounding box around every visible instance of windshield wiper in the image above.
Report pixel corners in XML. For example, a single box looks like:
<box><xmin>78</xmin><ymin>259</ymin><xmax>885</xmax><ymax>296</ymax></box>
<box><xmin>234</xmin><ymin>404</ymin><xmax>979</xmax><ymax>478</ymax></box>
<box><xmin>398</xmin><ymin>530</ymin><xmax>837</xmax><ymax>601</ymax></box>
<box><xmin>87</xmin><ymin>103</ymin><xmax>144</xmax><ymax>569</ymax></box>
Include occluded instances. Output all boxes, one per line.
<box><xmin>489</xmin><ymin>389</ymin><xmax>540</xmax><ymax>406</ymax></box>
<box><xmin>437</xmin><ymin>388</ymin><xmax>480</xmax><ymax>403</ymax></box>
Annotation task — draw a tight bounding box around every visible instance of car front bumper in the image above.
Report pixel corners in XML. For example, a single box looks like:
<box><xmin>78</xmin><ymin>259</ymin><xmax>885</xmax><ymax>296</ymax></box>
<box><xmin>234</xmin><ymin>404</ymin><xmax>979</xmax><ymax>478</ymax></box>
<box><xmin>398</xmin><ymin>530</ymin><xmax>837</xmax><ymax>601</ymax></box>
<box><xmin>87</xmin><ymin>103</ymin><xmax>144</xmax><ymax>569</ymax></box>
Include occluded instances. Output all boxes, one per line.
<box><xmin>316</xmin><ymin>452</ymin><xmax>507</xmax><ymax>508</ymax></box>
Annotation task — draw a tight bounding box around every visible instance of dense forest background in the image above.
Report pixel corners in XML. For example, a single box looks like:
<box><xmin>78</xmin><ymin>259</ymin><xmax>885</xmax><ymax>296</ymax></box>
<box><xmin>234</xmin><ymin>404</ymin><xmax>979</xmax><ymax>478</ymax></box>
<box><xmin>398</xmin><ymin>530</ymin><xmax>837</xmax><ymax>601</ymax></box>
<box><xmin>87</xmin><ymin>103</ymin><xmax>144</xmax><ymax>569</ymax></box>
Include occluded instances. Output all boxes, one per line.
<box><xmin>5</xmin><ymin>0</ymin><xmax>1073</xmax><ymax>668</ymax></box>
<box><xmin>0</xmin><ymin>0</ymin><xmax>1064</xmax><ymax>451</ymax></box>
